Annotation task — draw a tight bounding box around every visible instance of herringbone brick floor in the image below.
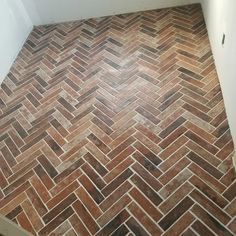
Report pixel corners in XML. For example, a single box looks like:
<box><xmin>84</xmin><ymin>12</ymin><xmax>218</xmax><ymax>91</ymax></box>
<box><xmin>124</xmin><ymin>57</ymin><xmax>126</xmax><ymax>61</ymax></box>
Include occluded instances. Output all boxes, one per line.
<box><xmin>0</xmin><ymin>3</ymin><xmax>235</xmax><ymax>235</ymax></box>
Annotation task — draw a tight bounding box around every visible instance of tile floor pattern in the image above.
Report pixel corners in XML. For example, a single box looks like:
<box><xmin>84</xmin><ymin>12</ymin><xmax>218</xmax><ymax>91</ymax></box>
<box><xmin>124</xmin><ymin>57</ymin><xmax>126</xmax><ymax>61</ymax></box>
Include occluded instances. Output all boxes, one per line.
<box><xmin>0</xmin><ymin>4</ymin><xmax>236</xmax><ymax>236</ymax></box>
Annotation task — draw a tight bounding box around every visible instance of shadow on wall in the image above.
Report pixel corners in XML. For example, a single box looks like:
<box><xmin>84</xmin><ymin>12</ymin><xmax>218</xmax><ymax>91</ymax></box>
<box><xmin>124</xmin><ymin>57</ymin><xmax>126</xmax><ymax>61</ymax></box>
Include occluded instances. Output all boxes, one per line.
<box><xmin>200</xmin><ymin>0</ymin><xmax>236</xmax><ymax>147</ymax></box>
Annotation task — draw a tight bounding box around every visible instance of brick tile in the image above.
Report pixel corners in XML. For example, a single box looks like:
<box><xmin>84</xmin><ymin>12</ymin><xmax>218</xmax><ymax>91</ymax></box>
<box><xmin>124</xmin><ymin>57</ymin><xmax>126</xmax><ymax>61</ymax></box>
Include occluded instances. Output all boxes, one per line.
<box><xmin>73</xmin><ymin>200</ymin><xmax>100</xmax><ymax>235</ymax></box>
<box><xmin>38</xmin><ymin>207</ymin><xmax>74</xmax><ymax>236</ymax></box>
<box><xmin>96</xmin><ymin>210</ymin><xmax>129</xmax><ymax>236</ymax></box>
<box><xmin>102</xmin><ymin>169</ymin><xmax>133</xmax><ymax>197</ymax></box>
<box><xmin>97</xmin><ymin>195</ymin><xmax>131</xmax><ymax>226</ymax></box>
<box><xmin>126</xmin><ymin>217</ymin><xmax>149</xmax><ymax>236</ymax></box>
<box><xmin>159</xmin><ymin>197</ymin><xmax>194</xmax><ymax>230</ymax></box>
<box><xmin>191</xmin><ymin>205</ymin><xmax>234</xmax><ymax>236</ymax></box>
<box><xmin>129</xmin><ymin>187</ymin><xmax>162</xmax><ymax>221</ymax></box>
<box><xmin>43</xmin><ymin>193</ymin><xmax>77</xmax><ymax>224</ymax></box>
<box><xmin>190</xmin><ymin>189</ymin><xmax>231</xmax><ymax>224</ymax></box>
<box><xmin>128</xmin><ymin>201</ymin><xmax>162</xmax><ymax>235</ymax></box>
<box><xmin>81</xmin><ymin>163</ymin><xmax>106</xmax><ymax>190</ymax></box>
<box><xmin>189</xmin><ymin>175</ymin><xmax>228</xmax><ymax>208</ymax></box>
<box><xmin>131</xmin><ymin>174</ymin><xmax>162</xmax><ymax>206</ymax></box>
<box><xmin>191</xmin><ymin>220</ymin><xmax>215</xmax><ymax>236</ymax></box>
<box><xmin>21</xmin><ymin>200</ymin><xmax>44</xmax><ymax>232</ymax></box>
<box><xmin>75</xmin><ymin>187</ymin><xmax>102</xmax><ymax>219</ymax></box>
<box><xmin>69</xmin><ymin>214</ymin><xmax>90</xmax><ymax>236</ymax></box>
<box><xmin>99</xmin><ymin>181</ymin><xmax>132</xmax><ymax>212</ymax></box>
<box><xmin>17</xmin><ymin>211</ymin><xmax>36</xmax><ymax>235</ymax></box>
<box><xmin>159</xmin><ymin>182</ymin><xmax>193</xmax><ymax>214</ymax></box>
<box><xmin>163</xmin><ymin>212</ymin><xmax>195</xmax><ymax>236</ymax></box>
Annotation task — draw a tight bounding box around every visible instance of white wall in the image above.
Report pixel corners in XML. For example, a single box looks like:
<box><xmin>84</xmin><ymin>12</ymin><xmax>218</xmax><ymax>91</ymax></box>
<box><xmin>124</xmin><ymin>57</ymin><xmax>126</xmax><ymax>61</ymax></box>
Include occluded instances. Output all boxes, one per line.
<box><xmin>0</xmin><ymin>0</ymin><xmax>33</xmax><ymax>83</ymax></box>
<box><xmin>21</xmin><ymin>0</ymin><xmax>200</xmax><ymax>25</ymax></box>
<box><xmin>200</xmin><ymin>0</ymin><xmax>236</xmax><ymax>146</ymax></box>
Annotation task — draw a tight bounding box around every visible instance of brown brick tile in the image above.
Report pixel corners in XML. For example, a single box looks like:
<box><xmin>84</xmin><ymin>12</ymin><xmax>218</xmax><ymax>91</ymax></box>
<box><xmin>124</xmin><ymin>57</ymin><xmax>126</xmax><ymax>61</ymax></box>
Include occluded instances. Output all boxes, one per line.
<box><xmin>186</xmin><ymin>140</ymin><xmax>220</xmax><ymax>167</ymax></box>
<box><xmin>185</xmin><ymin>131</ymin><xmax>219</xmax><ymax>154</ymax></box>
<box><xmin>159</xmin><ymin>117</ymin><xmax>186</xmax><ymax>139</ymax></box>
<box><xmin>159</xmin><ymin>168</ymin><xmax>192</xmax><ymax>199</ymax></box>
<box><xmin>1</xmin><ymin>146</ymin><xmax>17</xmax><ymax>167</ymax></box>
<box><xmin>223</xmin><ymin>182</ymin><xmax>236</xmax><ymax>201</ymax></box>
<box><xmin>96</xmin><ymin>210</ymin><xmax>129</xmax><ymax>236</ymax></box>
<box><xmin>187</xmin><ymin>152</ymin><xmax>223</xmax><ymax>179</ymax></box>
<box><xmin>75</xmin><ymin>187</ymin><xmax>102</xmax><ymax>219</ymax></box>
<box><xmin>190</xmin><ymin>189</ymin><xmax>231</xmax><ymax>224</ymax></box>
<box><xmin>159</xmin><ymin>157</ymin><xmax>190</xmax><ymax>185</ymax></box>
<box><xmin>21</xmin><ymin>199</ymin><xmax>44</xmax><ymax>232</ymax></box>
<box><xmin>128</xmin><ymin>201</ymin><xmax>162</xmax><ymax>235</ymax></box>
<box><xmin>38</xmin><ymin>207</ymin><xmax>74</xmax><ymax>236</ymax></box>
<box><xmin>159</xmin><ymin>197</ymin><xmax>194</xmax><ymax>230</ymax></box>
<box><xmin>191</xmin><ymin>220</ymin><xmax>215</xmax><ymax>236</ymax></box>
<box><xmin>159</xmin><ymin>135</ymin><xmax>188</xmax><ymax>159</ymax></box>
<box><xmin>88</xmin><ymin>133</ymin><xmax>111</xmax><ymax>154</ymax></box>
<box><xmin>108</xmin><ymin>137</ymin><xmax>136</xmax><ymax>159</ymax></box>
<box><xmin>34</xmin><ymin>165</ymin><xmax>54</xmax><ymax>190</ymax></box>
<box><xmin>37</xmin><ymin>154</ymin><xmax>58</xmax><ymax>178</ymax></box>
<box><xmin>229</xmin><ymin>218</ymin><xmax>236</xmax><ymax>235</ymax></box>
<box><xmin>163</xmin><ymin>212</ymin><xmax>195</xmax><ymax>236</ymax></box>
<box><xmin>30</xmin><ymin>175</ymin><xmax>51</xmax><ymax>203</ymax></box>
<box><xmin>43</xmin><ymin>193</ymin><xmax>77</xmax><ymax>224</ymax></box>
<box><xmin>47</xmin><ymin>181</ymin><xmax>79</xmax><ymax>209</ymax></box>
<box><xmin>131</xmin><ymin>174</ymin><xmax>162</xmax><ymax>206</ymax></box>
<box><xmin>0</xmin><ymin>170</ymin><xmax>10</xmax><ymax>189</ymax></box>
<box><xmin>159</xmin><ymin>182</ymin><xmax>193</xmax><ymax>214</ymax></box>
<box><xmin>26</xmin><ymin>187</ymin><xmax>48</xmax><ymax>217</ymax></box>
<box><xmin>5</xmin><ymin>205</ymin><xmax>22</xmax><ymax>220</ymax></box>
<box><xmin>79</xmin><ymin>174</ymin><xmax>104</xmax><ymax>204</ymax></box>
<box><xmin>49</xmin><ymin>220</ymin><xmax>72</xmax><ymax>236</ymax></box>
<box><xmin>17</xmin><ymin>211</ymin><xmax>36</xmax><ymax>235</ymax></box>
<box><xmin>135</xmin><ymin>123</ymin><xmax>161</xmax><ymax>144</ymax></box>
<box><xmin>104</xmin><ymin>157</ymin><xmax>134</xmax><ymax>183</ymax></box>
<box><xmin>50</xmin><ymin>169</ymin><xmax>82</xmax><ymax>196</ymax></box>
<box><xmin>189</xmin><ymin>162</ymin><xmax>226</xmax><ymax>193</ymax></box>
<box><xmin>73</xmin><ymin>199</ymin><xmax>100</xmax><ymax>235</ymax></box>
<box><xmin>99</xmin><ymin>181</ymin><xmax>132</xmax><ymax>212</ymax></box>
<box><xmin>132</xmin><ymin>151</ymin><xmax>162</xmax><ymax>178</ymax></box>
<box><xmin>191</xmin><ymin>205</ymin><xmax>234</xmax><ymax>236</ymax></box>
<box><xmin>82</xmin><ymin>162</ymin><xmax>106</xmax><ymax>190</ymax></box>
<box><xmin>102</xmin><ymin>168</ymin><xmax>133</xmax><ymax>197</ymax></box>
<box><xmin>69</xmin><ymin>213</ymin><xmax>91</xmax><ymax>236</ymax></box>
<box><xmin>0</xmin><ymin>182</ymin><xmax>30</xmax><ymax>208</ymax></box>
<box><xmin>84</xmin><ymin>152</ymin><xmax>108</xmax><ymax>176</ymax></box>
<box><xmin>126</xmin><ymin>217</ymin><xmax>149</xmax><ymax>236</ymax></box>
<box><xmin>0</xmin><ymin>153</ymin><xmax>14</xmax><ymax>178</ymax></box>
<box><xmin>3</xmin><ymin>170</ymin><xmax>34</xmax><ymax>195</ymax></box>
<box><xmin>134</xmin><ymin>141</ymin><xmax>162</xmax><ymax>165</ymax></box>
<box><xmin>9</xmin><ymin>159</ymin><xmax>38</xmax><ymax>183</ymax></box>
<box><xmin>225</xmin><ymin>198</ymin><xmax>236</xmax><ymax>217</ymax></box>
<box><xmin>106</xmin><ymin>146</ymin><xmax>135</xmax><ymax>171</ymax></box>
<box><xmin>189</xmin><ymin>175</ymin><xmax>228</xmax><ymax>208</ymax></box>
<box><xmin>54</xmin><ymin>158</ymin><xmax>84</xmax><ymax>184</ymax></box>
<box><xmin>129</xmin><ymin>187</ymin><xmax>163</xmax><ymax>221</ymax></box>
<box><xmin>97</xmin><ymin>194</ymin><xmax>131</xmax><ymax>227</ymax></box>
<box><xmin>110</xmin><ymin>225</ymin><xmax>129</xmax><ymax>236</ymax></box>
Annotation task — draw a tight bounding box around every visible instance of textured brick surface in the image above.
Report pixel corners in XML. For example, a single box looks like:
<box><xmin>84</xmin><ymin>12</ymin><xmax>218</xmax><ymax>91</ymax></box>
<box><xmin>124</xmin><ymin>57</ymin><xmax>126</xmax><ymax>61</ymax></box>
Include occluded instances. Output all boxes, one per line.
<box><xmin>0</xmin><ymin>4</ymin><xmax>235</xmax><ymax>235</ymax></box>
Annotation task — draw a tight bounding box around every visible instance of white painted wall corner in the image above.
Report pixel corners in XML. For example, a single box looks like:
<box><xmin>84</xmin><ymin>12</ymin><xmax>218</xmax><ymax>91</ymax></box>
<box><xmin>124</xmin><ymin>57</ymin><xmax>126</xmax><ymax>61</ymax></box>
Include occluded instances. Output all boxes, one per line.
<box><xmin>0</xmin><ymin>0</ymin><xmax>33</xmax><ymax>83</ymax></box>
